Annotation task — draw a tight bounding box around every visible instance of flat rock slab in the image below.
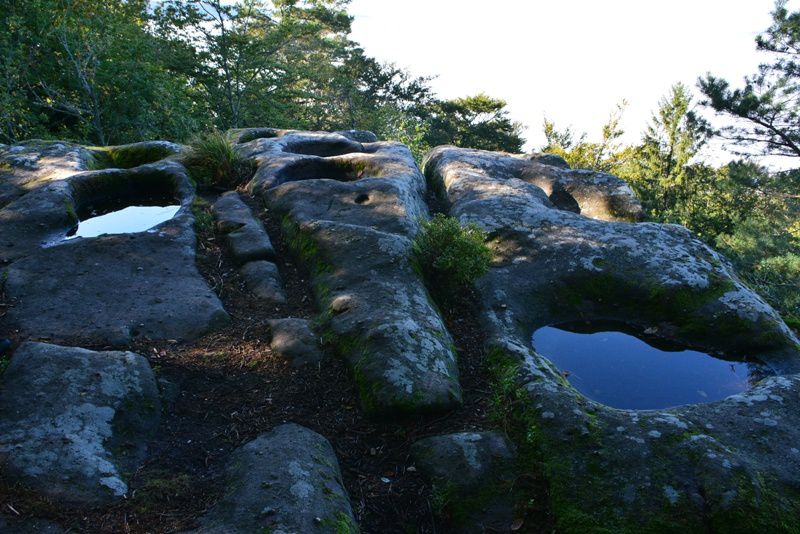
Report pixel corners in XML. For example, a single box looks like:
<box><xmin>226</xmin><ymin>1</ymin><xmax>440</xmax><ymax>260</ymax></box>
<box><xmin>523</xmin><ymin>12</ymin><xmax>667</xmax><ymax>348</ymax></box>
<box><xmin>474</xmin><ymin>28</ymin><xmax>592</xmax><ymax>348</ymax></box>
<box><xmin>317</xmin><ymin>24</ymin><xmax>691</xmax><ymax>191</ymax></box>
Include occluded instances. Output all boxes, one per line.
<box><xmin>4</xmin><ymin>214</ymin><xmax>230</xmax><ymax>345</ymax></box>
<box><xmin>0</xmin><ymin>342</ymin><xmax>160</xmax><ymax>506</ymax></box>
<box><xmin>268</xmin><ymin>318</ymin><xmax>323</xmax><ymax>366</ymax></box>
<box><xmin>212</xmin><ymin>191</ymin><xmax>275</xmax><ymax>263</ymax></box>
<box><xmin>1</xmin><ymin>153</ymin><xmax>229</xmax><ymax>346</ymax></box>
<box><xmin>240</xmin><ymin>260</ymin><xmax>286</xmax><ymax>305</ymax></box>
<box><xmin>196</xmin><ymin>423</ymin><xmax>357</xmax><ymax>533</ymax></box>
<box><xmin>424</xmin><ymin>145</ymin><xmax>800</xmax><ymax>531</ymax></box>
<box><xmin>412</xmin><ymin>431</ymin><xmax>517</xmax><ymax>533</ymax></box>
<box><xmin>242</xmin><ymin>131</ymin><xmax>461</xmax><ymax>416</ymax></box>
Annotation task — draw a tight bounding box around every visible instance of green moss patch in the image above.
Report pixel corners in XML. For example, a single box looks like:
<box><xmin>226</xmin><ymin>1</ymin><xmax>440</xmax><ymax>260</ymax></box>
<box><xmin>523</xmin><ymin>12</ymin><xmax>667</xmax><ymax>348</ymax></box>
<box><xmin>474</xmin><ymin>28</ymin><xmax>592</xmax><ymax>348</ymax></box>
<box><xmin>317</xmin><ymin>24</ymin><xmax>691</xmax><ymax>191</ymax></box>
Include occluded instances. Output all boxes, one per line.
<box><xmin>88</xmin><ymin>143</ymin><xmax>179</xmax><ymax>170</ymax></box>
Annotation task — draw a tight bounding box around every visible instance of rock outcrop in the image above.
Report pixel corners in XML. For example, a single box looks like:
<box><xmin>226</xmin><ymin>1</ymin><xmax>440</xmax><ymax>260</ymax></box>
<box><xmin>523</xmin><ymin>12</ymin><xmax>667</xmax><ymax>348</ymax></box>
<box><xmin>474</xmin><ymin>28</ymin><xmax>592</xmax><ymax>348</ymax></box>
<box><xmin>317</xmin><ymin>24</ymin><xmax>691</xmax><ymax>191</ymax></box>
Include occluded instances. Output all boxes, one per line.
<box><xmin>195</xmin><ymin>423</ymin><xmax>357</xmax><ymax>533</ymax></box>
<box><xmin>0</xmin><ymin>143</ymin><xmax>229</xmax><ymax>346</ymax></box>
<box><xmin>211</xmin><ymin>191</ymin><xmax>286</xmax><ymax>305</ymax></box>
<box><xmin>0</xmin><ymin>342</ymin><xmax>160</xmax><ymax>506</ymax></box>
<box><xmin>3</xmin><ymin>129</ymin><xmax>799</xmax><ymax>533</ymax></box>
<box><xmin>424</xmin><ymin>145</ymin><xmax>800</xmax><ymax>532</ymax></box>
<box><xmin>239</xmin><ymin>130</ymin><xmax>461</xmax><ymax>416</ymax></box>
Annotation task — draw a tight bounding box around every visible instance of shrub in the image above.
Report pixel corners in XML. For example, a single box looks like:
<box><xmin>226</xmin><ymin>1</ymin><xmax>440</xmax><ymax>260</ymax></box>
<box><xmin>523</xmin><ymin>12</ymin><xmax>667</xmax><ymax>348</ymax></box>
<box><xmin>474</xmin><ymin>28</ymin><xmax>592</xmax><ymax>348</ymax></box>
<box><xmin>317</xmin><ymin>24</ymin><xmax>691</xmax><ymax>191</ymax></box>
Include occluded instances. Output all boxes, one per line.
<box><xmin>412</xmin><ymin>213</ymin><xmax>491</xmax><ymax>301</ymax></box>
<box><xmin>181</xmin><ymin>130</ymin><xmax>253</xmax><ymax>187</ymax></box>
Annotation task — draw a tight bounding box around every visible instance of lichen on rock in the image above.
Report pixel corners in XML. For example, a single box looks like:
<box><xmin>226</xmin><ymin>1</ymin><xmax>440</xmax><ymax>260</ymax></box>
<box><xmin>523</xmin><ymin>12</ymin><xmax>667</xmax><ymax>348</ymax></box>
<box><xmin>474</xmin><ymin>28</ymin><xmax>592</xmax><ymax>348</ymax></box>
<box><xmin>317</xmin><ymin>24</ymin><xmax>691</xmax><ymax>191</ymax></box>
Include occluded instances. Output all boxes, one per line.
<box><xmin>424</xmin><ymin>145</ymin><xmax>800</xmax><ymax>532</ymax></box>
<box><xmin>240</xmin><ymin>131</ymin><xmax>461</xmax><ymax>416</ymax></box>
<box><xmin>0</xmin><ymin>342</ymin><xmax>160</xmax><ymax>506</ymax></box>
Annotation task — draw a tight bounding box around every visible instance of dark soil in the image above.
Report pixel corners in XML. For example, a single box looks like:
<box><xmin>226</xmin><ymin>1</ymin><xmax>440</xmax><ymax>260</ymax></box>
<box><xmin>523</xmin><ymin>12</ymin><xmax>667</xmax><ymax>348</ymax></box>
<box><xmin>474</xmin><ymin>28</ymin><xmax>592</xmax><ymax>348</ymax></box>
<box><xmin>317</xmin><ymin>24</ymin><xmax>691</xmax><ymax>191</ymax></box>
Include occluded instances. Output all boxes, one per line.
<box><xmin>0</xmin><ymin>189</ymin><xmax>503</xmax><ymax>533</ymax></box>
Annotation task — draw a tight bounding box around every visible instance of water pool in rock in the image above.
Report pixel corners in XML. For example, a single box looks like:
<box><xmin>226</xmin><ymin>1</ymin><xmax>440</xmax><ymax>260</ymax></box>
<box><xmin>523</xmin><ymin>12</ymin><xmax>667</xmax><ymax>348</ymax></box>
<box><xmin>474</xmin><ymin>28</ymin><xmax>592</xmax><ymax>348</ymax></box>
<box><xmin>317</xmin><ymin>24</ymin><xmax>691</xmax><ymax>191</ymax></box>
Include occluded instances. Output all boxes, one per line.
<box><xmin>531</xmin><ymin>322</ymin><xmax>763</xmax><ymax>410</ymax></box>
<box><xmin>67</xmin><ymin>205</ymin><xmax>181</xmax><ymax>239</ymax></box>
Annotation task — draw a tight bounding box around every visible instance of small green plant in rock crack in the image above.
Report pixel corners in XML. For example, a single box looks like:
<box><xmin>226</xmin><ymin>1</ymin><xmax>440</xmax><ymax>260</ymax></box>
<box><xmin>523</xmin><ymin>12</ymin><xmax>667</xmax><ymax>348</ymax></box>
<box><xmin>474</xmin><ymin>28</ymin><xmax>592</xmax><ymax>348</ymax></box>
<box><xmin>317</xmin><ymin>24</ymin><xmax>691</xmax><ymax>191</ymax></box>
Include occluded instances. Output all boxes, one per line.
<box><xmin>191</xmin><ymin>197</ymin><xmax>214</xmax><ymax>235</ymax></box>
<box><xmin>181</xmin><ymin>130</ymin><xmax>254</xmax><ymax>188</ymax></box>
<box><xmin>411</xmin><ymin>213</ymin><xmax>491</xmax><ymax>303</ymax></box>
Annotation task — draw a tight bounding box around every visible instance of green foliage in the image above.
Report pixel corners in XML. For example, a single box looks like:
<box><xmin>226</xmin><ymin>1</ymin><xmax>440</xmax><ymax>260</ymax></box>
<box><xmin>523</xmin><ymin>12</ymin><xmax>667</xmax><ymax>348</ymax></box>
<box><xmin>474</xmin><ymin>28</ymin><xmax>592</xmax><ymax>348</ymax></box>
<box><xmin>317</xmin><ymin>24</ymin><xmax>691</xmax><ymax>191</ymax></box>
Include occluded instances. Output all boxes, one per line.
<box><xmin>412</xmin><ymin>214</ymin><xmax>491</xmax><ymax>302</ymax></box>
<box><xmin>542</xmin><ymin>101</ymin><xmax>630</xmax><ymax>172</ymax></box>
<box><xmin>716</xmin><ymin>208</ymin><xmax>800</xmax><ymax>329</ymax></box>
<box><xmin>191</xmin><ymin>196</ymin><xmax>214</xmax><ymax>235</ymax></box>
<box><xmin>182</xmin><ymin>131</ymin><xmax>253</xmax><ymax>187</ymax></box>
<box><xmin>699</xmin><ymin>1</ymin><xmax>800</xmax><ymax>158</ymax></box>
<box><xmin>620</xmin><ymin>83</ymin><xmax>710</xmax><ymax>218</ymax></box>
<box><xmin>426</xmin><ymin>93</ymin><xmax>525</xmax><ymax>153</ymax></box>
<box><xmin>0</xmin><ymin>0</ymin><xmax>204</xmax><ymax>144</ymax></box>
<box><xmin>1</xmin><ymin>1</ymin><xmax>527</xmax><ymax>155</ymax></box>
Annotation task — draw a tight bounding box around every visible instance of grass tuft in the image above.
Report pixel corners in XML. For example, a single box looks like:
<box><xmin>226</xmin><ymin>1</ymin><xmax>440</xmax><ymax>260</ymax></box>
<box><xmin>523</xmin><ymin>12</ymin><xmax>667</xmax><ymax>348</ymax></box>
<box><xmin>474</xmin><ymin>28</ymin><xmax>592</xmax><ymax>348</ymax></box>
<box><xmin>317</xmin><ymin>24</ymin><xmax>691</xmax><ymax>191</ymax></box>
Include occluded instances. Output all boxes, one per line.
<box><xmin>182</xmin><ymin>130</ymin><xmax>254</xmax><ymax>188</ymax></box>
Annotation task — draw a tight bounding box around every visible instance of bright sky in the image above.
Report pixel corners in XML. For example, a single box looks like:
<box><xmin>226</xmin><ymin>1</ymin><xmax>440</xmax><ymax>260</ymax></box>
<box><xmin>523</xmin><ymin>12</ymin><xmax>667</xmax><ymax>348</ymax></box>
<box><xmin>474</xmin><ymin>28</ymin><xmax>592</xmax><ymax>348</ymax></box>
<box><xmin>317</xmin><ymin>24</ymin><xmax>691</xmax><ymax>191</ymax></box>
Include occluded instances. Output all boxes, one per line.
<box><xmin>349</xmin><ymin>0</ymin><xmax>796</xmax><ymax>166</ymax></box>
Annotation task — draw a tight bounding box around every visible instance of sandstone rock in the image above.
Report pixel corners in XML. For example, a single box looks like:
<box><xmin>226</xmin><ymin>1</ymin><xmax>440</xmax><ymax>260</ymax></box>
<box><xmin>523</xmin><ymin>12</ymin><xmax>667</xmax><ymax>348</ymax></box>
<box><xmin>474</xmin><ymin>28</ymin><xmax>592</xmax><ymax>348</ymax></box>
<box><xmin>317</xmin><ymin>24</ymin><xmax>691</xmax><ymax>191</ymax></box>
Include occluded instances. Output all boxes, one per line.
<box><xmin>2</xmin><ymin>156</ymin><xmax>229</xmax><ymax>346</ymax></box>
<box><xmin>527</xmin><ymin>151</ymin><xmax>570</xmax><ymax>169</ymax></box>
<box><xmin>89</xmin><ymin>140</ymin><xmax>184</xmax><ymax>169</ymax></box>
<box><xmin>425</xmin><ymin>146</ymin><xmax>642</xmax><ymax>222</ymax></box>
<box><xmin>196</xmin><ymin>423</ymin><xmax>356</xmax><ymax>533</ymax></box>
<box><xmin>241</xmin><ymin>131</ymin><xmax>461</xmax><ymax>416</ymax></box>
<box><xmin>335</xmin><ymin>129</ymin><xmax>379</xmax><ymax>143</ymax></box>
<box><xmin>0</xmin><ymin>141</ymin><xmax>93</xmax><ymax>211</ymax></box>
<box><xmin>268</xmin><ymin>318</ymin><xmax>323</xmax><ymax>366</ymax></box>
<box><xmin>212</xmin><ymin>191</ymin><xmax>275</xmax><ymax>263</ymax></box>
<box><xmin>411</xmin><ymin>431</ymin><xmax>517</xmax><ymax>533</ymax></box>
<box><xmin>227</xmin><ymin>127</ymin><xmax>281</xmax><ymax>144</ymax></box>
<box><xmin>423</xmin><ymin>145</ymin><xmax>800</xmax><ymax>531</ymax></box>
<box><xmin>0</xmin><ymin>342</ymin><xmax>160</xmax><ymax>506</ymax></box>
<box><xmin>240</xmin><ymin>261</ymin><xmax>286</xmax><ymax>304</ymax></box>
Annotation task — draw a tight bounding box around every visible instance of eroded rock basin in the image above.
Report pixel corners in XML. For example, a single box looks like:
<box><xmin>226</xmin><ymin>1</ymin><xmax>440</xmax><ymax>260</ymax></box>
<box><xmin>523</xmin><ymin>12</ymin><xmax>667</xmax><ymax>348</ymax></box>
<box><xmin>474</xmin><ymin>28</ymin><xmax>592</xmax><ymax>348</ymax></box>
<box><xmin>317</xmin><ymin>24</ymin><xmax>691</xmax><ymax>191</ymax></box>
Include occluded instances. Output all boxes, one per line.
<box><xmin>532</xmin><ymin>321</ymin><xmax>768</xmax><ymax>410</ymax></box>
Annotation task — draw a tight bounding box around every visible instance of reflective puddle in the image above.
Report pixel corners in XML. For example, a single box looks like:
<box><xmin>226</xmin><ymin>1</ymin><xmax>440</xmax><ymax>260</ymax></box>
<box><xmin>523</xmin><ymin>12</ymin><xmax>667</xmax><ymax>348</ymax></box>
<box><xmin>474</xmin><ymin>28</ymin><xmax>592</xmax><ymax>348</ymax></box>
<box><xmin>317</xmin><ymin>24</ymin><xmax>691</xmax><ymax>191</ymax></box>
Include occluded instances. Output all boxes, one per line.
<box><xmin>67</xmin><ymin>205</ymin><xmax>181</xmax><ymax>239</ymax></box>
<box><xmin>531</xmin><ymin>322</ymin><xmax>762</xmax><ymax>410</ymax></box>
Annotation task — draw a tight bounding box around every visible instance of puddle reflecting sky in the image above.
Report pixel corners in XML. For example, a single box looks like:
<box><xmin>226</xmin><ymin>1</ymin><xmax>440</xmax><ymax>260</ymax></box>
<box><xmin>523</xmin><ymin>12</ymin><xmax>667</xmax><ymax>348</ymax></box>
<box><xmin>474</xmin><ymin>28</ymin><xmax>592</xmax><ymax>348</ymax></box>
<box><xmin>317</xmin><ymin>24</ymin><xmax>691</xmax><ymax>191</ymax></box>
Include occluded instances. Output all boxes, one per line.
<box><xmin>68</xmin><ymin>205</ymin><xmax>180</xmax><ymax>239</ymax></box>
<box><xmin>532</xmin><ymin>323</ymin><xmax>756</xmax><ymax>410</ymax></box>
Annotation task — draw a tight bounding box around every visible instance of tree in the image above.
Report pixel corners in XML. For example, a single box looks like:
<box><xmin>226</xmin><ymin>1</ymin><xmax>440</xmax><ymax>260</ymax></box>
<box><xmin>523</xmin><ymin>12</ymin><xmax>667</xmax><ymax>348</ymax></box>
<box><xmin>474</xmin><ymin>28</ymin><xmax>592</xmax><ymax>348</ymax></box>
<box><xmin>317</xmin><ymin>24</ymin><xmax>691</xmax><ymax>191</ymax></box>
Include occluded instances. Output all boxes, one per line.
<box><xmin>623</xmin><ymin>83</ymin><xmax>709</xmax><ymax>217</ymax></box>
<box><xmin>0</xmin><ymin>0</ymin><xmax>202</xmax><ymax>145</ymax></box>
<box><xmin>699</xmin><ymin>0</ymin><xmax>800</xmax><ymax>158</ymax></box>
<box><xmin>426</xmin><ymin>94</ymin><xmax>525</xmax><ymax>153</ymax></box>
<box><xmin>541</xmin><ymin>101</ymin><xmax>629</xmax><ymax>172</ymax></box>
<box><xmin>154</xmin><ymin>0</ymin><xmax>352</xmax><ymax>130</ymax></box>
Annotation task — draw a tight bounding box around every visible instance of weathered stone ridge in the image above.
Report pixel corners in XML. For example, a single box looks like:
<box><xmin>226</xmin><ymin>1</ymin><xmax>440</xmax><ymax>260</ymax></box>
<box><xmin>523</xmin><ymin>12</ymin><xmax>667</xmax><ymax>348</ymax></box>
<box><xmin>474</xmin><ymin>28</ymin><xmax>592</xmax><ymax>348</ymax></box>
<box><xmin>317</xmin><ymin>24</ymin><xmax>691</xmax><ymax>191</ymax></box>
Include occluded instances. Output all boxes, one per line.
<box><xmin>411</xmin><ymin>431</ymin><xmax>518</xmax><ymax>532</ymax></box>
<box><xmin>424</xmin><ymin>145</ymin><xmax>800</xmax><ymax>532</ymax></box>
<box><xmin>241</xmin><ymin>131</ymin><xmax>461</xmax><ymax>415</ymax></box>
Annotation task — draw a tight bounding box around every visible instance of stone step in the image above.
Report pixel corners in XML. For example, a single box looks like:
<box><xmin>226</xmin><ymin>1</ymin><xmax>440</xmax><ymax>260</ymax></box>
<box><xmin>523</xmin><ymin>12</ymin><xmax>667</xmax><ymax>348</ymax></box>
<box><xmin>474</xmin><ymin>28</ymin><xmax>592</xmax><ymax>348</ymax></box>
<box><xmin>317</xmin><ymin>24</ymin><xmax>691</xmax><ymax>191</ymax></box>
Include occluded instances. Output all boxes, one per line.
<box><xmin>212</xmin><ymin>191</ymin><xmax>275</xmax><ymax>263</ymax></box>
